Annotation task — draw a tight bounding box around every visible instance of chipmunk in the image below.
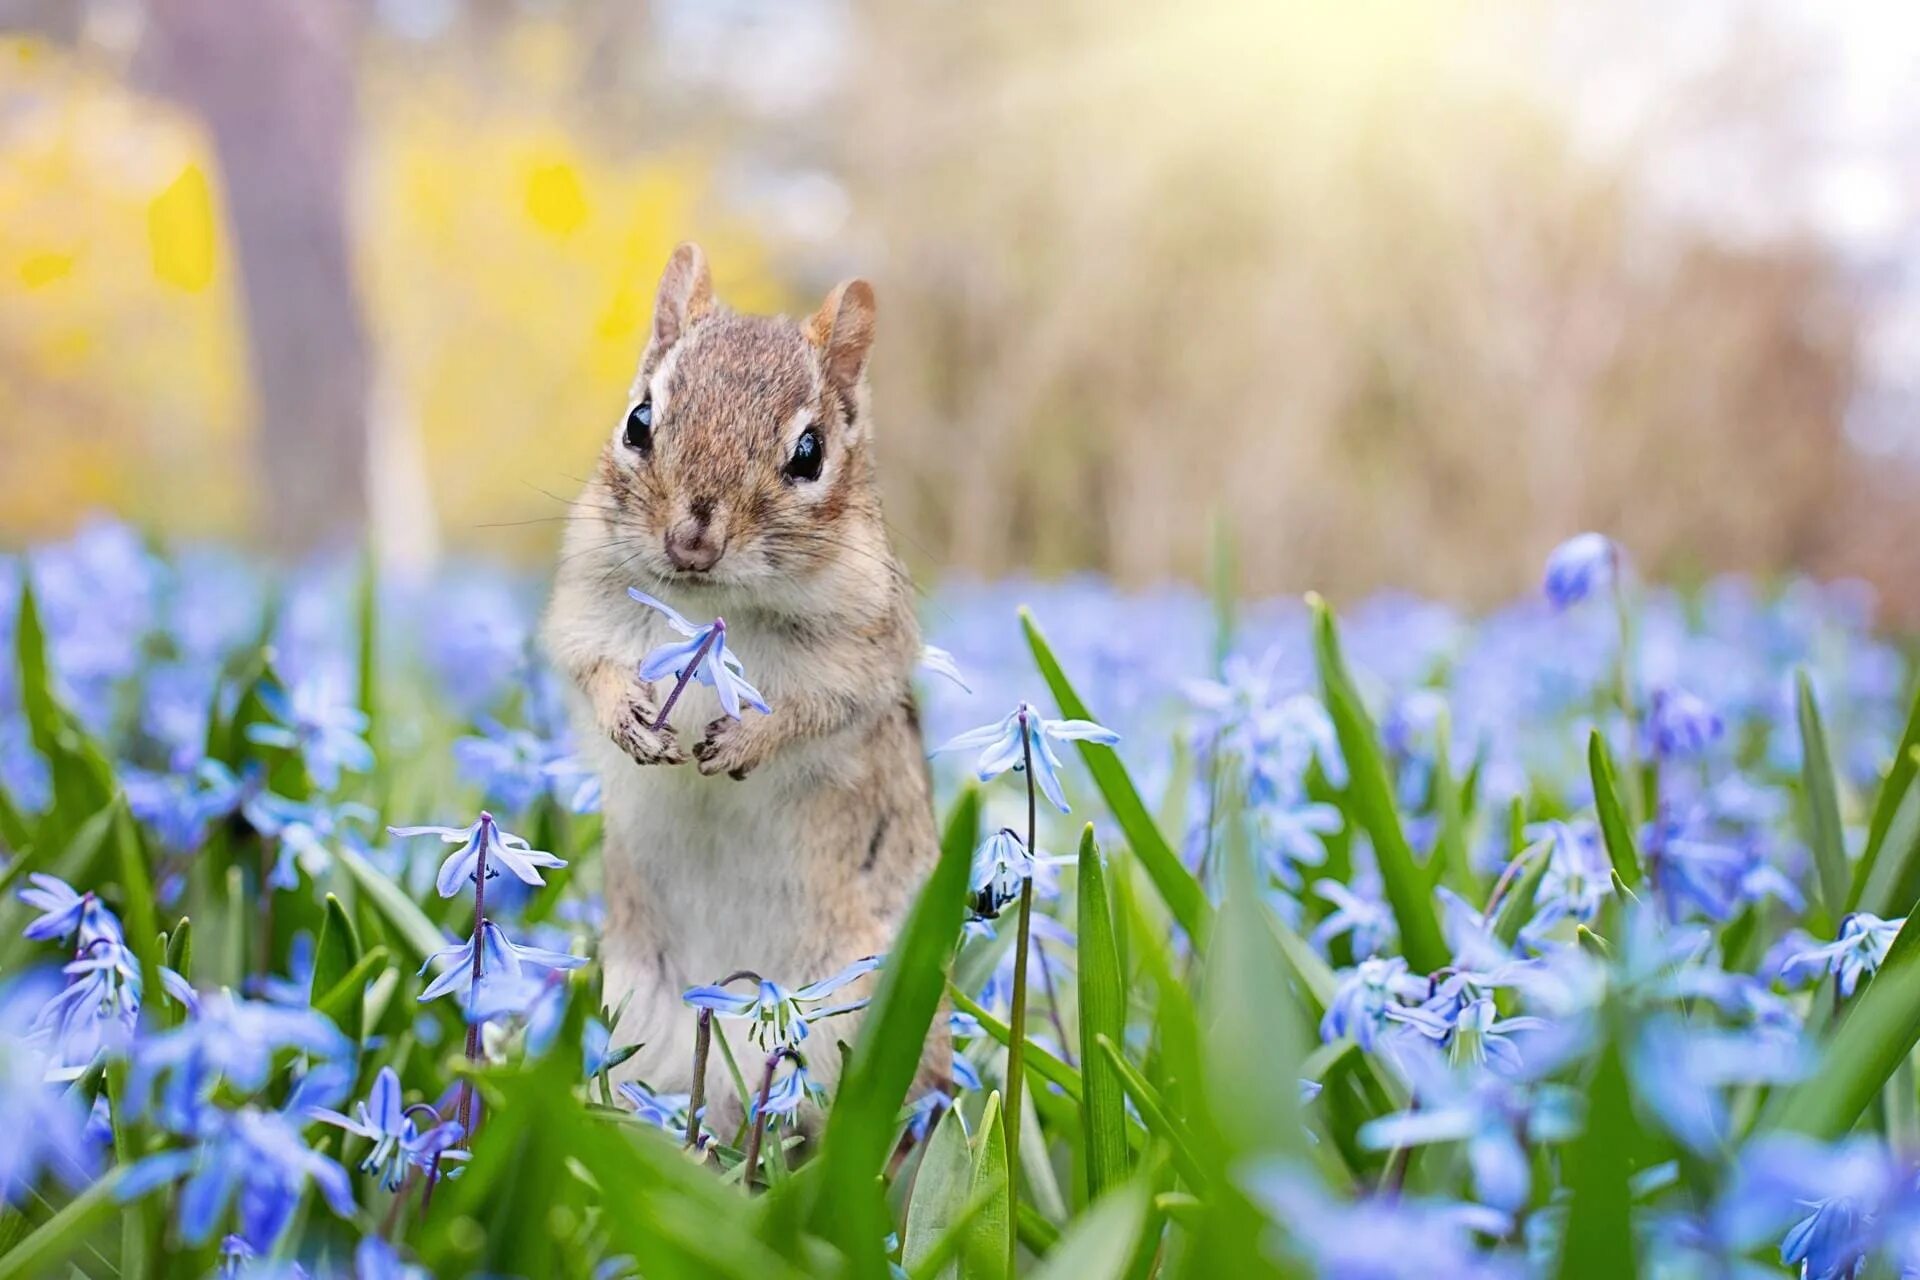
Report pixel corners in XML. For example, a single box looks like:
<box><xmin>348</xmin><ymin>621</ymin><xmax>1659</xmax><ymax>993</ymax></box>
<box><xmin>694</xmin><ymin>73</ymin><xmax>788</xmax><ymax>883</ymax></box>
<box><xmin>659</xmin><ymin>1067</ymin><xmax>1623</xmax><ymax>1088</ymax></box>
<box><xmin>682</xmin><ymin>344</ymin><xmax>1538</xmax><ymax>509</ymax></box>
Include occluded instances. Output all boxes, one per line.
<box><xmin>542</xmin><ymin>243</ymin><xmax>943</xmax><ymax>1126</ymax></box>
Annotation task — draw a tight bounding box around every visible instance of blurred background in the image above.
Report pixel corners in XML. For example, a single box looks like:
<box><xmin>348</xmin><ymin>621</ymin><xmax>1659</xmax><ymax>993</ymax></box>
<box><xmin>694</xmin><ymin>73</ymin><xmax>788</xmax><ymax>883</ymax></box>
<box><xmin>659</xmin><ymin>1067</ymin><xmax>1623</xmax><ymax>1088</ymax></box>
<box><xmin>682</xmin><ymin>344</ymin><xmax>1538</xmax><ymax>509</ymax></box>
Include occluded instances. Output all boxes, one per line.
<box><xmin>3</xmin><ymin>0</ymin><xmax>1919</xmax><ymax>614</ymax></box>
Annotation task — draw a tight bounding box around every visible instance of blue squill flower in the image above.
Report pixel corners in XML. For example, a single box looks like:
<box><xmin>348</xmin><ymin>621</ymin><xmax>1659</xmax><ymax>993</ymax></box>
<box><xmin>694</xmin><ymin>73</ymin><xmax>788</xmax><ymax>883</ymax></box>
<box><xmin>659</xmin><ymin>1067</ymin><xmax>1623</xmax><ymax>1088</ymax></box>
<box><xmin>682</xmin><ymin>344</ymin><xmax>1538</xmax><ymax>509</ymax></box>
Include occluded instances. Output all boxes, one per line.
<box><xmin>244</xmin><ymin>675</ymin><xmax>374</xmax><ymax>791</ymax></box>
<box><xmin>1254</xmin><ymin>798</ymin><xmax>1342</xmax><ymax>889</ymax></box>
<box><xmin>1320</xmin><ymin>956</ymin><xmax>1426</xmax><ymax>1052</ymax></box>
<box><xmin>618</xmin><ymin>1081</ymin><xmax>692</xmax><ymax>1132</ymax></box>
<box><xmin>0</xmin><ymin>974</ymin><xmax>102</xmax><ymax>1205</ymax></box>
<box><xmin>242</xmin><ymin>793</ymin><xmax>376</xmax><ymax>892</ymax></box>
<box><xmin>918</xmin><ymin>644</ymin><xmax>972</xmax><ymax>693</ymax></box>
<box><xmin>1360</xmin><ymin>1061</ymin><xmax>1577</xmax><ymax>1213</ymax></box>
<box><xmin>933</xmin><ymin>701</ymin><xmax>1118</xmax><ymax>813</ymax></box>
<box><xmin>1310</xmin><ymin>880</ymin><xmax>1396</xmax><ymax>959</ymax></box>
<box><xmin>128</xmin><ymin>991</ymin><xmax>350</xmax><ymax>1132</ymax></box>
<box><xmin>1784</xmin><ymin>913</ymin><xmax>1904</xmax><ymax>998</ymax></box>
<box><xmin>307</xmin><ymin>1067</ymin><xmax>464</xmax><ymax>1190</ymax></box>
<box><xmin>1543</xmin><ymin>533</ymin><xmax>1620</xmax><ymax>610</ymax></box>
<box><xmin>967</xmin><ymin>828</ymin><xmax>1064</xmax><ymax>920</ymax></box>
<box><xmin>683</xmin><ymin>956</ymin><xmax>882</xmax><ymax>1050</ymax></box>
<box><xmin>1251</xmin><ymin>1162</ymin><xmax>1518</xmax><ymax>1277</ymax></box>
<box><xmin>416</xmin><ymin>920</ymin><xmax>586</xmax><ymax>1007</ymax></box>
<box><xmin>1646</xmin><ymin>687</ymin><xmax>1724</xmax><ymax>760</ymax></box>
<box><xmin>752</xmin><ymin>1058</ymin><xmax>825</xmax><ymax>1123</ymax></box>
<box><xmin>1630</xmin><ymin>1015</ymin><xmax>1811</xmax><ymax>1153</ymax></box>
<box><xmin>453</xmin><ymin>720</ymin><xmax>571</xmax><ymax>813</ymax></box>
<box><xmin>388</xmin><ymin>811</ymin><xmax>566</xmax><ymax>899</ymax></box>
<box><xmin>626</xmin><ymin>588</ymin><xmax>769</xmax><ymax>720</ymax></box>
<box><xmin>18</xmin><ymin>873</ymin><xmax>107</xmax><ymax>945</ymax></box>
<box><xmin>356</xmin><ymin>1237</ymin><xmax>431</xmax><ymax>1280</ymax></box>
<box><xmin>117</xmin><ymin>1104</ymin><xmax>356</xmax><ymax>1250</ymax></box>
<box><xmin>1387</xmin><ymin>995</ymin><xmax>1548</xmax><ymax>1076</ymax></box>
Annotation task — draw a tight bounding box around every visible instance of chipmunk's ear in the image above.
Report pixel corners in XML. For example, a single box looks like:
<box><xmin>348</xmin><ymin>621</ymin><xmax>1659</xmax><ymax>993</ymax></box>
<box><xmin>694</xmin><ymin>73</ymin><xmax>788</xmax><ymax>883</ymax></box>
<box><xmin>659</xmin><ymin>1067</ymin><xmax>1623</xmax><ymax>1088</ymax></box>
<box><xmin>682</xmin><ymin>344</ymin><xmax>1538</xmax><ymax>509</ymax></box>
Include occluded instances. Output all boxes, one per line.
<box><xmin>651</xmin><ymin>242</ymin><xmax>713</xmax><ymax>351</ymax></box>
<box><xmin>807</xmin><ymin>279</ymin><xmax>876</xmax><ymax>394</ymax></box>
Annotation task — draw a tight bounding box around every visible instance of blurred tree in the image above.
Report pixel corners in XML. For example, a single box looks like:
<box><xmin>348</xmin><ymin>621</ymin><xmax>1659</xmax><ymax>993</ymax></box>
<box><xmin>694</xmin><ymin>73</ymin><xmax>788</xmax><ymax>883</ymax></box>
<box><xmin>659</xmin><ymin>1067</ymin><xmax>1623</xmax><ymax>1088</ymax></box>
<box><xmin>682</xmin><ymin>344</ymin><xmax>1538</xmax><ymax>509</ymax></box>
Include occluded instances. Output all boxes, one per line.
<box><xmin>139</xmin><ymin>0</ymin><xmax>370</xmax><ymax>555</ymax></box>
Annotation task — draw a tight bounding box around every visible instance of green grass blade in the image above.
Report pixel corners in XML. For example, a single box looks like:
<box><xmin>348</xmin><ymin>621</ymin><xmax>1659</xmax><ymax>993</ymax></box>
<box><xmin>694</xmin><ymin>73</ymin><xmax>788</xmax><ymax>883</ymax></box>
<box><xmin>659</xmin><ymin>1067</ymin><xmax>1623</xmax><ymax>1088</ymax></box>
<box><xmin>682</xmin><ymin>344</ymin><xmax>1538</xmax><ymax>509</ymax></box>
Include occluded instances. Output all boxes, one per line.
<box><xmin>355</xmin><ymin>544</ymin><xmax>379</xmax><ymax>729</ymax></box>
<box><xmin>163</xmin><ymin>916</ymin><xmax>193</xmax><ymax>979</ymax></box>
<box><xmin>1554</xmin><ymin>1014</ymin><xmax>1640</xmax><ymax>1280</ymax></box>
<box><xmin>1020</xmin><ymin>608</ymin><xmax>1211</xmax><ymax>943</ymax></box>
<box><xmin>967</xmin><ymin>1092</ymin><xmax>1011</xmax><ymax>1280</ymax></box>
<box><xmin>1858</xmin><ymin>763</ymin><xmax>1920</xmax><ymax>920</ymax></box>
<box><xmin>311</xmin><ymin>893</ymin><xmax>361</xmax><ymax>1006</ymax></box>
<box><xmin>1095</xmin><ymin>1035</ymin><xmax>1207</xmax><ymax>1192</ymax></box>
<box><xmin>315</xmin><ymin>946</ymin><xmax>388</xmax><ymax>1045</ymax></box>
<box><xmin>948</xmin><ymin>985</ymin><xmax>1082</xmax><ymax>1102</ymax></box>
<box><xmin>1492</xmin><ymin>849</ymin><xmax>1550</xmax><ymax>949</ymax></box>
<box><xmin>1588</xmin><ymin>731</ymin><xmax>1643</xmax><ymax>891</ymax></box>
<box><xmin>903</xmin><ymin>1105</ymin><xmax>973</xmax><ymax>1280</ymax></box>
<box><xmin>1027</xmin><ymin>1181</ymin><xmax>1148</xmax><ymax>1280</ymax></box>
<box><xmin>1768</xmin><ymin>911</ymin><xmax>1920</xmax><ymax>1138</ymax></box>
<box><xmin>1853</xmin><ymin>681</ymin><xmax>1920</xmax><ymax>912</ymax></box>
<box><xmin>0</xmin><ymin>1167</ymin><xmax>124</xmax><ymax>1280</ymax></box>
<box><xmin>338</xmin><ymin>846</ymin><xmax>448</xmax><ymax>962</ymax></box>
<box><xmin>1076</xmin><ymin>825</ymin><xmax>1130</xmax><ymax>1201</ymax></box>
<box><xmin>1797</xmin><ymin>671</ymin><xmax>1849</xmax><ymax>924</ymax></box>
<box><xmin>110</xmin><ymin>801</ymin><xmax>161</xmax><ymax>1024</ymax></box>
<box><xmin>1309</xmin><ymin>596</ymin><xmax>1448</xmax><ymax>972</ymax></box>
<box><xmin>809</xmin><ymin>787</ymin><xmax>976</xmax><ymax>1279</ymax></box>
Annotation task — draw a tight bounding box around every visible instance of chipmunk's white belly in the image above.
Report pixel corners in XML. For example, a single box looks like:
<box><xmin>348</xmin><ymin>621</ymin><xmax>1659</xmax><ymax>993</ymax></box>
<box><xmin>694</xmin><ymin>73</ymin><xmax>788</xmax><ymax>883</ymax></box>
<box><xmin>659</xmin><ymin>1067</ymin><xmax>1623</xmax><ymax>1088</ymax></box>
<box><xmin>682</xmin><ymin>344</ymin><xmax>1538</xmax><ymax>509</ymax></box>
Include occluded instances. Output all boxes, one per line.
<box><xmin>585</xmin><ymin>682</ymin><xmax>853</xmax><ymax>1097</ymax></box>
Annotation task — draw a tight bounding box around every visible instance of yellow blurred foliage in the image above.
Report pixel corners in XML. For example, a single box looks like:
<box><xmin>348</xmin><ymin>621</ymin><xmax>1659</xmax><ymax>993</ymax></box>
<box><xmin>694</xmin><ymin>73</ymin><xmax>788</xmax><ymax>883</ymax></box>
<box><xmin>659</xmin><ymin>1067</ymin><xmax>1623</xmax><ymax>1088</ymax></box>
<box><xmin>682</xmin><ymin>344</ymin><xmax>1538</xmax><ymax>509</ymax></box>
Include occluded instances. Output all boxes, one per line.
<box><xmin>0</xmin><ymin>35</ymin><xmax>784</xmax><ymax>555</ymax></box>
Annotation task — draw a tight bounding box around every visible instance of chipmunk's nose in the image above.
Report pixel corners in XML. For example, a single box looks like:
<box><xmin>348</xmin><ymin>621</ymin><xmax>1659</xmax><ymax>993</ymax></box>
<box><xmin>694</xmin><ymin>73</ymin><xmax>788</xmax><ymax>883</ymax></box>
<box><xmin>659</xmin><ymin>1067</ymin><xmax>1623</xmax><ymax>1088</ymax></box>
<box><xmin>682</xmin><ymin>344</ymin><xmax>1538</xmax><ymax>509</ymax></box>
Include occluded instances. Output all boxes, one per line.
<box><xmin>665</xmin><ymin>499</ymin><xmax>724</xmax><ymax>573</ymax></box>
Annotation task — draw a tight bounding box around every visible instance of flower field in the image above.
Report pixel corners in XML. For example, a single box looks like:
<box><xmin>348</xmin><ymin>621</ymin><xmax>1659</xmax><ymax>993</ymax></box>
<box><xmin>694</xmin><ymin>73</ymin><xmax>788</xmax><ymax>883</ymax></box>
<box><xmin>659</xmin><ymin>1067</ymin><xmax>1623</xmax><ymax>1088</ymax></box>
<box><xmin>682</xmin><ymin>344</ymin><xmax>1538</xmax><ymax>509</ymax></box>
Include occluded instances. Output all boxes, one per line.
<box><xmin>3</xmin><ymin>518</ymin><xmax>1919</xmax><ymax>1278</ymax></box>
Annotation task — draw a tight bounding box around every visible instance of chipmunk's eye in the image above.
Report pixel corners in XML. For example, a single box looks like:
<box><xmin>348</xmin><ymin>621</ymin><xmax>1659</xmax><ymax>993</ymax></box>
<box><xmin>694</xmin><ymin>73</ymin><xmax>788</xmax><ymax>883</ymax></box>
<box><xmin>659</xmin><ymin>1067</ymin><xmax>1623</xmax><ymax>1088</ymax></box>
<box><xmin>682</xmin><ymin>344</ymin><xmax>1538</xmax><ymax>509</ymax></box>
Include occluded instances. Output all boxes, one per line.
<box><xmin>623</xmin><ymin>398</ymin><xmax>653</xmax><ymax>453</ymax></box>
<box><xmin>784</xmin><ymin>426</ymin><xmax>824</xmax><ymax>483</ymax></box>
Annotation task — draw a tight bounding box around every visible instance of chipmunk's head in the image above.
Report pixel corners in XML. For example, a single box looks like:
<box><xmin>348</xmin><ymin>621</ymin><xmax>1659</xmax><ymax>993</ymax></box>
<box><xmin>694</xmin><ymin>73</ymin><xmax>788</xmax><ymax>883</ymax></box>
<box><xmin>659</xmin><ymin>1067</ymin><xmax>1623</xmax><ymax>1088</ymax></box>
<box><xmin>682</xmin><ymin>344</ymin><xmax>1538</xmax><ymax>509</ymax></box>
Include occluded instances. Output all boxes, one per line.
<box><xmin>599</xmin><ymin>243</ymin><xmax>885</xmax><ymax>605</ymax></box>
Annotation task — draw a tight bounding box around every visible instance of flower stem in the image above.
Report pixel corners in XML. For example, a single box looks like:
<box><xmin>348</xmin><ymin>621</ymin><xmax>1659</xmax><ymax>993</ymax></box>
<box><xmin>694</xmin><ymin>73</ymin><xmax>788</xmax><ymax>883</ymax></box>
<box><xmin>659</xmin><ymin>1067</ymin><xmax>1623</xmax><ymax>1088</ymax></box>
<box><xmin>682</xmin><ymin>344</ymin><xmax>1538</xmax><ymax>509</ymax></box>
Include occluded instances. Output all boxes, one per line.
<box><xmin>1002</xmin><ymin>711</ymin><xmax>1037</xmax><ymax>1269</ymax></box>
<box><xmin>741</xmin><ymin>1047</ymin><xmax>788</xmax><ymax>1188</ymax></box>
<box><xmin>685</xmin><ymin>1009</ymin><xmax>713</xmax><ymax>1151</ymax></box>
<box><xmin>650</xmin><ymin>621</ymin><xmax>724</xmax><ymax>733</ymax></box>
<box><xmin>458</xmin><ymin>815</ymin><xmax>494</xmax><ymax>1146</ymax></box>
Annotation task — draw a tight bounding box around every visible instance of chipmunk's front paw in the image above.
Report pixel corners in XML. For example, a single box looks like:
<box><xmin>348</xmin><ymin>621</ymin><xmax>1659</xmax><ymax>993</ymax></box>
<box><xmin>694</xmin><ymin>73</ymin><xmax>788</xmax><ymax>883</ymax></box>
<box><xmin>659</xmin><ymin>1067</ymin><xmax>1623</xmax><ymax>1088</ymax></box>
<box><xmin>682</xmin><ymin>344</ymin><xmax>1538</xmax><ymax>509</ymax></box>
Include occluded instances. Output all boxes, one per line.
<box><xmin>611</xmin><ymin>701</ymin><xmax>685</xmax><ymax>767</ymax></box>
<box><xmin>693</xmin><ymin>717</ymin><xmax>761</xmax><ymax>779</ymax></box>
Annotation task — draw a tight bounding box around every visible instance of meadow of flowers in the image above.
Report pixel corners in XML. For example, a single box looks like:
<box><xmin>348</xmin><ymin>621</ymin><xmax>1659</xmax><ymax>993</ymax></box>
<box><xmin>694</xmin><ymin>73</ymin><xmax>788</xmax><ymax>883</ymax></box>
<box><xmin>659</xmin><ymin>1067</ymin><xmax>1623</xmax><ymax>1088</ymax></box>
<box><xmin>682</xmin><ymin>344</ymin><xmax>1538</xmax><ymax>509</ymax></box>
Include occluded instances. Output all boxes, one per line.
<box><xmin>2</xmin><ymin>518</ymin><xmax>1919</xmax><ymax>1279</ymax></box>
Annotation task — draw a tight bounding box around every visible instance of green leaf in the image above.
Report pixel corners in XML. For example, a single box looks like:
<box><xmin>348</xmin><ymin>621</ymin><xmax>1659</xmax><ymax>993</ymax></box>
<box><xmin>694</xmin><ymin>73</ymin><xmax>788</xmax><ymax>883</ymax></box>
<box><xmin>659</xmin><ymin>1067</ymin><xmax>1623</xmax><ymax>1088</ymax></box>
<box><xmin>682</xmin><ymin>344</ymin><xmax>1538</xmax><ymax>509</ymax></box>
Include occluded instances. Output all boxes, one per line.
<box><xmin>1857</xmin><ymin>763</ymin><xmax>1920</xmax><ymax>921</ymax></box>
<box><xmin>1020</xmin><ymin>608</ymin><xmax>1211</xmax><ymax>943</ymax></box>
<box><xmin>1270</xmin><ymin>914</ymin><xmax>1339</xmax><ymax>1016</ymax></box>
<box><xmin>1096</xmin><ymin>1035</ymin><xmax>1207</xmax><ymax>1192</ymax></box>
<box><xmin>904</xmin><ymin>1105</ymin><xmax>973</xmax><ymax>1280</ymax></box>
<box><xmin>1430</xmin><ymin>709</ymin><xmax>1473</xmax><ymax>894</ymax></box>
<box><xmin>1797</xmin><ymin>671</ymin><xmax>1849</xmax><ymax>924</ymax></box>
<box><xmin>110</xmin><ymin>801</ymin><xmax>161</xmax><ymax>1023</ymax></box>
<box><xmin>1310</xmin><ymin>596</ymin><xmax>1448</xmax><ymax>972</ymax></box>
<box><xmin>338</xmin><ymin>847</ymin><xmax>447</xmax><ymax>962</ymax></box>
<box><xmin>163</xmin><ymin>916</ymin><xmax>193</xmax><ymax>979</ymax></box>
<box><xmin>948</xmin><ymin>985</ymin><xmax>1082</xmax><ymax>1103</ymax></box>
<box><xmin>15</xmin><ymin>579</ymin><xmax>116</xmax><ymax>850</ymax></box>
<box><xmin>1076</xmin><ymin>825</ymin><xmax>1131</xmax><ymax>1201</ymax></box>
<box><xmin>1588</xmin><ymin>731</ymin><xmax>1643</xmax><ymax>891</ymax></box>
<box><xmin>809</xmin><ymin>787</ymin><xmax>976</xmax><ymax>1279</ymax></box>
<box><xmin>1555</xmin><ymin>1014</ymin><xmax>1640</xmax><ymax>1280</ymax></box>
<box><xmin>967</xmin><ymin>1092</ymin><xmax>1011</xmax><ymax>1280</ymax></box>
<box><xmin>315</xmin><ymin>946</ymin><xmax>389</xmax><ymax>1045</ymax></box>
<box><xmin>355</xmin><ymin>544</ymin><xmax>379</xmax><ymax>728</ymax></box>
<box><xmin>311</xmin><ymin>894</ymin><xmax>361</xmax><ymax>1007</ymax></box>
<box><xmin>1492</xmin><ymin>847</ymin><xmax>1551</xmax><ymax>950</ymax></box>
<box><xmin>1027</xmin><ymin>1181</ymin><xmax>1149</xmax><ymax>1280</ymax></box>
<box><xmin>1853</xmin><ymin>681</ymin><xmax>1920</xmax><ymax>912</ymax></box>
<box><xmin>0</xmin><ymin>1167</ymin><xmax>125</xmax><ymax>1280</ymax></box>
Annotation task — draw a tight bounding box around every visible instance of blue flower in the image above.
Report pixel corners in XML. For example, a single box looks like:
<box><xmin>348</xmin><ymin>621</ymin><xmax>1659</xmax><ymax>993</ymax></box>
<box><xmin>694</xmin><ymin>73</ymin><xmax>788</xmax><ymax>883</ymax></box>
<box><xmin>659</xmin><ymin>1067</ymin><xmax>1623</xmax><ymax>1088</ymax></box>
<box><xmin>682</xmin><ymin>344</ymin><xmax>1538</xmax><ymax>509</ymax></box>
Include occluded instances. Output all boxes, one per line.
<box><xmin>933</xmin><ymin>701</ymin><xmax>1118</xmax><ymax>813</ymax></box>
<box><xmin>918</xmin><ymin>644</ymin><xmax>972</xmax><ymax>693</ymax></box>
<box><xmin>1630</xmin><ymin>1015</ymin><xmax>1811</xmax><ymax>1153</ymax></box>
<box><xmin>1320</xmin><ymin>956</ymin><xmax>1426</xmax><ymax>1052</ymax></box>
<box><xmin>1309</xmin><ymin>879</ymin><xmax>1396</xmax><ymax>959</ymax></box>
<box><xmin>752</xmin><ymin>1058</ymin><xmax>825</xmax><ymax>1124</ymax></box>
<box><xmin>967</xmin><ymin>828</ymin><xmax>1062</xmax><ymax>920</ymax></box>
<box><xmin>1646</xmin><ymin>686</ymin><xmax>1724</xmax><ymax>760</ymax></box>
<box><xmin>1359</xmin><ymin>1061</ymin><xmax>1577</xmax><ymax>1213</ymax></box>
<box><xmin>388</xmin><ymin>811</ymin><xmax>566</xmax><ymax>899</ymax></box>
<box><xmin>416</xmin><ymin>920</ymin><xmax>586</xmax><ymax>1007</ymax></box>
<box><xmin>618</xmin><ymin>1081</ymin><xmax>692</xmax><ymax>1132</ymax></box>
<box><xmin>129</xmin><ymin>992</ymin><xmax>350</xmax><ymax>1132</ymax></box>
<box><xmin>453</xmin><ymin>720</ymin><xmax>571</xmax><ymax>813</ymax></box>
<box><xmin>1784</xmin><ymin>913</ymin><xmax>1904</xmax><ymax>998</ymax></box>
<box><xmin>0</xmin><ymin>974</ymin><xmax>102</xmax><ymax>1205</ymax></box>
<box><xmin>244</xmin><ymin>675</ymin><xmax>374</xmax><ymax>791</ymax></box>
<box><xmin>241</xmin><ymin>793</ymin><xmax>376</xmax><ymax>892</ymax></box>
<box><xmin>118</xmin><ymin>1104</ymin><xmax>356</xmax><ymax>1251</ymax></box>
<box><xmin>355</xmin><ymin>1237</ymin><xmax>430</xmax><ymax>1280</ymax></box>
<box><xmin>1387</xmin><ymin>995</ymin><xmax>1548</xmax><ymax>1076</ymax></box>
<box><xmin>683</xmin><ymin>956</ymin><xmax>882</xmax><ymax>1050</ymax></box>
<box><xmin>307</xmin><ymin>1067</ymin><xmax>464</xmax><ymax>1190</ymax></box>
<box><xmin>1543</xmin><ymin>533</ymin><xmax>1619</xmax><ymax>609</ymax></box>
<box><xmin>1254</xmin><ymin>798</ymin><xmax>1342</xmax><ymax>889</ymax></box>
<box><xmin>18</xmin><ymin>873</ymin><xmax>105</xmax><ymax>944</ymax></box>
<box><xmin>626</xmin><ymin>588</ymin><xmax>769</xmax><ymax>720</ymax></box>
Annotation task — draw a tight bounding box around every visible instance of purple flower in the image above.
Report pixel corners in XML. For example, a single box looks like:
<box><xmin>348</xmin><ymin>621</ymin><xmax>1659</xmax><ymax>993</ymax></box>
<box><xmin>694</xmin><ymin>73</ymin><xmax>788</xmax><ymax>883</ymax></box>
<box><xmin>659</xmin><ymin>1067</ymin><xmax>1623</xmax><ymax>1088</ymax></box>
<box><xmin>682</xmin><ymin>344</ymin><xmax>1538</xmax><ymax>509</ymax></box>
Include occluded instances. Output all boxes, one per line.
<box><xmin>752</xmin><ymin>1058</ymin><xmax>824</xmax><ymax>1124</ymax></box>
<box><xmin>933</xmin><ymin>701</ymin><xmax>1118</xmax><ymax>813</ymax></box>
<box><xmin>1320</xmin><ymin>957</ymin><xmax>1426</xmax><ymax>1052</ymax></box>
<box><xmin>1645</xmin><ymin>686</ymin><xmax>1724</xmax><ymax>760</ymax></box>
<box><xmin>18</xmin><ymin>873</ymin><xmax>101</xmax><ymax>944</ymax></box>
<box><xmin>1543</xmin><ymin>533</ymin><xmax>1620</xmax><ymax>610</ymax></box>
<box><xmin>627</xmin><ymin>588</ymin><xmax>769</xmax><ymax>720</ymax></box>
<box><xmin>0</xmin><ymin>974</ymin><xmax>102</xmax><ymax>1204</ymax></box>
<box><xmin>128</xmin><ymin>992</ymin><xmax>350</xmax><ymax>1132</ymax></box>
<box><xmin>618</xmin><ymin>1081</ymin><xmax>692</xmax><ymax>1132</ymax></box>
<box><xmin>388</xmin><ymin>811</ymin><xmax>566</xmax><ymax>899</ymax></box>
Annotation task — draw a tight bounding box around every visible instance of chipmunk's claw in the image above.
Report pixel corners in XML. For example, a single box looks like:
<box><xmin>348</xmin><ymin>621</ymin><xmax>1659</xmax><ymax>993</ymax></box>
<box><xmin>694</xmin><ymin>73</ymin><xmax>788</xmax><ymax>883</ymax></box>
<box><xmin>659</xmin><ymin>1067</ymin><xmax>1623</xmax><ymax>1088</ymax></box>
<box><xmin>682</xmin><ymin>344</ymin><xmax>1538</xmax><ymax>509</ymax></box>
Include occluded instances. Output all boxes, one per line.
<box><xmin>694</xmin><ymin>717</ymin><xmax>756</xmax><ymax>779</ymax></box>
<box><xmin>612</xmin><ymin>701</ymin><xmax>684</xmax><ymax>767</ymax></box>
